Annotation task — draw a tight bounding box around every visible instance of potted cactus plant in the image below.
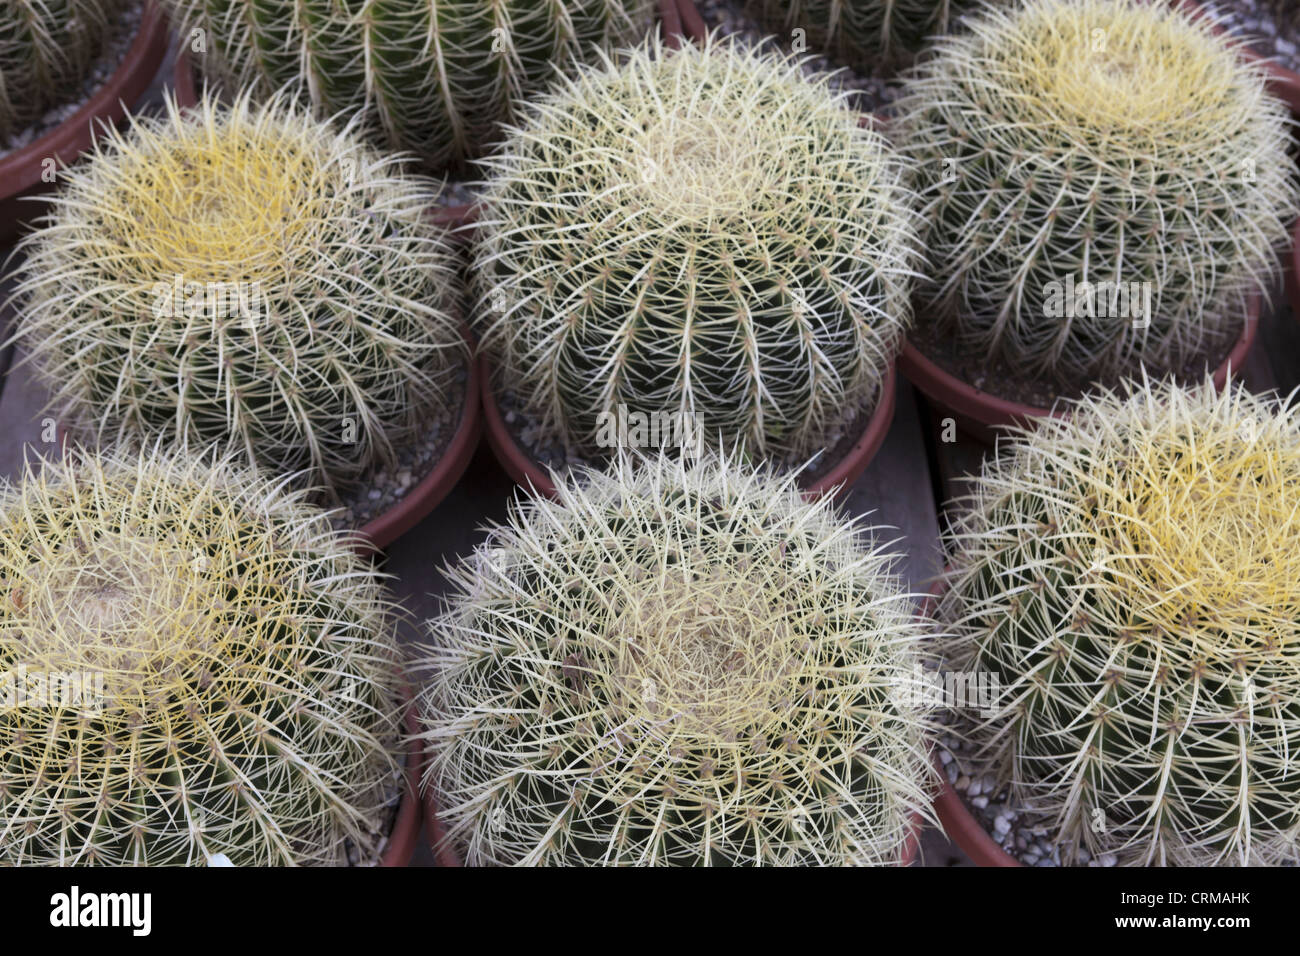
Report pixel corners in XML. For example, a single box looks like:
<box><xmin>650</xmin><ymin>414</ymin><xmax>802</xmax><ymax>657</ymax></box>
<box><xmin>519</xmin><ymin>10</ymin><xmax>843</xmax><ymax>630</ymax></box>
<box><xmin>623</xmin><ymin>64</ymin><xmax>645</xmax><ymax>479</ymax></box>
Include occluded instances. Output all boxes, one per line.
<box><xmin>0</xmin><ymin>0</ymin><xmax>169</xmax><ymax>240</ymax></box>
<box><xmin>7</xmin><ymin>91</ymin><xmax>480</xmax><ymax>553</ymax></box>
<box><xmin>932</xmin><ymin>377</ymin><xmax>1300</xmax><ymax>866</ymax></box>
<box><xmin>0</xmin><ymin>445</ymin><xmax>420</xmax><ymax>865</ymax></box>
<box><xmin>895</xmin><ymin>0</ymin><xmax>1299</xmax><ymax>442</ymax></box>
<box><xmin>416</xmin><ymin>451</ymin><xmax>936</xmax><ymax>866</ymax></box>
<box><xmin>472</xmin><ymin>37</ymin><xmax>922</xmax><ymax>500</ymax></box>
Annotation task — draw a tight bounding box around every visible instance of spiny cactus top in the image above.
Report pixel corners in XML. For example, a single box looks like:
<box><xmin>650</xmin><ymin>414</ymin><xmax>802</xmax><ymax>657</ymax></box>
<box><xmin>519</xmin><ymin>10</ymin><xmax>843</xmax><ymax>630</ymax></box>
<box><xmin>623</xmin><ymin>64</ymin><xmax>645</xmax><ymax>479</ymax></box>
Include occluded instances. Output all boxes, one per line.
<box><xmin>1</xmin><ymin>0</ymin><xmax>122</xmax><ymax>144</ymax></box>
<box><xmin>897</xmin><ymin>0</ymin><xmax>1299</xmax><ymax>383</ymax></box>
<box><xmin>747</xmin><ymin>0</ymin><xmax>971</xmax><ymax>69</ymax></box>
<box><xmin>0</xmin><ymin>446</ymin><xmax>405</xmax><ymax>865</ymax></box>
<box><xmin>12</xmin><ymin>92</ymin><xmax>465</xmax><ymax>501</ymax></box>
<box><xmin>418</xmin><ymin>452</ymin><xmax>935</xmax><ymax>865</ymax></box>
<box><xmin>938</xmin><ymin>379</ymin><xmax>1300</xmax><ymax>866</ymax></box>
<box><xmin>474</xmin><ymin>37</ymin><xmax>920</xmax><ymax>464</ymax></box>
<box><xmin>159</xmin><ymin>0</ymin><xmax>656</xmax><ymax>171</ymax></box>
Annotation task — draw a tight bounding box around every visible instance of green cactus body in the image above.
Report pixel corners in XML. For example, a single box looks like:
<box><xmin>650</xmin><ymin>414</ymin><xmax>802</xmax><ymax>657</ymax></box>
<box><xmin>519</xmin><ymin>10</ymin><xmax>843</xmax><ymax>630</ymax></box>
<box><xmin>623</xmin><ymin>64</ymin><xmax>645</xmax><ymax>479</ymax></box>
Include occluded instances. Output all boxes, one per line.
<box><xmin>747</xmin><ymin>0</ymin><xmax>968</xmax><ymax>68</ymax></box>
<box><xmin>938</xmin><ymin>380</ymin><xmax>1300</xmax><ymax>865</ymax></box>
<box><xmin>12</xmin><ymin>92</ymin><xmax>466</xmax><ymax>500</ymax></box>
<box><xmin>0</xmin><ymin>447</ymin><xmax>405</xmax><ymax>865</ymax></box>
<box><xmin>473</xmin><ymin>38</ymin><xmax>920</xmax><ymax>463</ymax></box>
<box><xmin>0</xmin><ymin>0</ymin><xmax>122</xmax><ymax>143</ymax></box>
<box><xmin>161</xmin><ymin>0</ymin><xmax>656</xmax><ymax>170</ymax></box>
<box><xmin>418</xmin><ymin>452</ymin><xmax>936</xmax><ymax>865</ymax></box>
<box><xmin>896</xmin><ymin>0</ymin><xmax>1300</xmax><ymax>383</ymax></box>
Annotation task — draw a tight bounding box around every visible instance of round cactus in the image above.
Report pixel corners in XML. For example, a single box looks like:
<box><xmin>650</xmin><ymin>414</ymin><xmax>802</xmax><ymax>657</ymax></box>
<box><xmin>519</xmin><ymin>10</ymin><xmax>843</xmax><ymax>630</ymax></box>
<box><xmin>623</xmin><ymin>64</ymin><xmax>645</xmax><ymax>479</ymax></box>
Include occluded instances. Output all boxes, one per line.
<box><xmin>0</xmin><ymin>445</ymin><xmax>405</xmax><ymax>865</ymax></box>
<box><xmin>11</xmin><ymin>91</ymin><xmax>466</xmax><ymax>501</ymax></box>
<box><xmin>0</xmin><ymin>0</ymin><xmax>122</xmax><ymax>144</ymax></box>
<box><xmin>937</xmin><ymin>378</ymin><xmax>1300</xmax><ymax>866</ymax></box>
<box><xmin>896</xmin><ymin>0</ymin><xmax>1300</xmax><ymax>383</ymax></box>
<box><xmin>417</xmin><ymin>452</ymin><xmax>935</xmax><ymax>866</ymax></box>
<box><xmin>746</xmin><ymin>0</ymin><xmax>970</xmax><ymax>68</ymax></box>
<box><xmin>158</xmin><ymin>0</ymin><xmax>656</xmax><ymax>171</ymax></box>
<box><xmin>473</xmin><ymin>37</ymin><xmax>920</xmax><ymax>464</ymax></box>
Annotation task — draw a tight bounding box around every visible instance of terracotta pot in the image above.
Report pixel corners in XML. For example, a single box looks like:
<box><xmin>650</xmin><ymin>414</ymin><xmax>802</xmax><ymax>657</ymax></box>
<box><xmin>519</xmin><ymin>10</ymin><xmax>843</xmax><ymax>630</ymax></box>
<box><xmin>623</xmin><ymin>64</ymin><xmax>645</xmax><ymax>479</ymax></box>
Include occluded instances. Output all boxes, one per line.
<box><xmin>481</xmin><ymin>356</ymin><xmax>897</xmax><ymax>502</ymax></box>
<box><xmin>673</xmin><ymin>0</ymin><xmax>709</xmax><ymax>44</ymax></box>
<box><xmin>0</xmin><ymin>1</ymin><xmax>169</xmax><ymax>242</ymax></box>
<box><xmin>380</xmin><ymin>693</ymin><xmax>425</xmax><ymax>867</ymax></box>
<box><xmin>919</xmin><ymin>582</ymin><xmax>1022</xmax><ymax>867</ymax></box>
<box><xmin>900</xmin><ymin>292</ymin><xmax>1261</xmax><ymax>445</ymax></box>
<box><xmin>933</xmin><ymin>778</ymin><xmax>1021</xmax><ymax>868</ymax></box>
<box><xmin>1261</xmin><ymin>60</ymin><xmax>1300</xmax><ymax>119</ymax></box>
<box><xmin>172</xmin><ymin>32</ymin><xmax>198</xmax><ymax>108</ymax></box>
<box><xmin>898</xmin><ymin>809</ymin><xmax>924</xmax><ymax>866</ymax></box>
<box><xmin>353</xmin><ymin>339</ymin><xmax>483</xmax><ymax>555</ymax></box>
<box><xmin>422</xmin><ymin>782</ymin><xmax>463</xmax><ymax>868</ymax></box>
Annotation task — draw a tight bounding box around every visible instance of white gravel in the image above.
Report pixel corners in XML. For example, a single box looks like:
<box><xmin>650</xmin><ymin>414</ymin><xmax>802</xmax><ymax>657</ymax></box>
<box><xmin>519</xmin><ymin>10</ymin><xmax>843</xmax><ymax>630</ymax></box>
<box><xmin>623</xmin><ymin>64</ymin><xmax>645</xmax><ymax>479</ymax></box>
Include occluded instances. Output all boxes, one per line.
<box><xmin>936</xmin><ymin>713</ymin><xmax>1119</xmax><ymax>867</ymax></box>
